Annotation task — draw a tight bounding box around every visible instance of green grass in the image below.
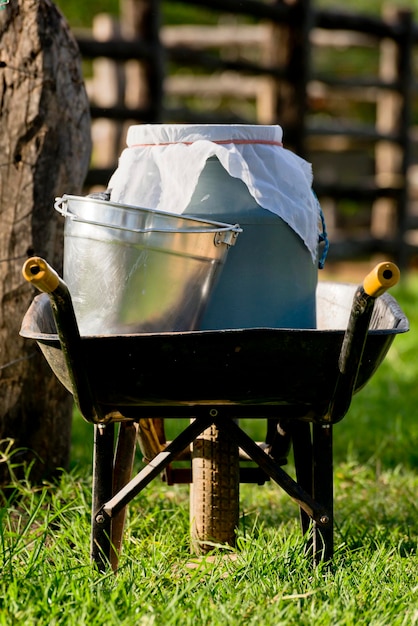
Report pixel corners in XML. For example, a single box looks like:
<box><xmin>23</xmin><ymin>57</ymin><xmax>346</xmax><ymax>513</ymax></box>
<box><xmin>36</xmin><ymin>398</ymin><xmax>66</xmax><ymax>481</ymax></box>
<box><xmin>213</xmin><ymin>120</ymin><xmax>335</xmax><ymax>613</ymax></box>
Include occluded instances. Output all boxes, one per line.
<box><xmin>1</xmin><ymin>276</ymin><xmax>417</xmax><ymax>624</ymax></box>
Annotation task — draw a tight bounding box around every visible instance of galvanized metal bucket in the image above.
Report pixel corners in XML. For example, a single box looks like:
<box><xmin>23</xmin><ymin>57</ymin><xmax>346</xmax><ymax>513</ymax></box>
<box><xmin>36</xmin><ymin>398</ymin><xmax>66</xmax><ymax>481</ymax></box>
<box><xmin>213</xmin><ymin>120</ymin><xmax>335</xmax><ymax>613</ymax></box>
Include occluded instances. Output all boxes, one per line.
<box><xmin>54</xmin><ymin>195</ymin><xmax>241</xmax><ymax>335</ymax></box>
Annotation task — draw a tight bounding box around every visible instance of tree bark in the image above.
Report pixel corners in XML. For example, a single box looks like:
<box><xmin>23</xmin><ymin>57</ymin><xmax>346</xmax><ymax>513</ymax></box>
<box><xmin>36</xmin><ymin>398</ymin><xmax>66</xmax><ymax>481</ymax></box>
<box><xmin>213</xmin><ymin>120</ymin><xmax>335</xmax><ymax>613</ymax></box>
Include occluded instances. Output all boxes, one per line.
<box><xmin>0</xmin><ymin>0</ymin><xmax>91</xmax><ymax>484</ymax></box>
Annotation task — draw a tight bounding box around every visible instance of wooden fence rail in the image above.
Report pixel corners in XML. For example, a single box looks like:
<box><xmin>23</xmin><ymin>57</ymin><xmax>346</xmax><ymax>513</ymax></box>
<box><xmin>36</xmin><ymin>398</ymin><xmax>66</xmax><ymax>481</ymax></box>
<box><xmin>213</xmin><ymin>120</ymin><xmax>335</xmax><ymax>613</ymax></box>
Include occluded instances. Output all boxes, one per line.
<box><xmin>75</xmin><ymin>0</ymin><xmax>418</xmax><ymax>267</ymax></box>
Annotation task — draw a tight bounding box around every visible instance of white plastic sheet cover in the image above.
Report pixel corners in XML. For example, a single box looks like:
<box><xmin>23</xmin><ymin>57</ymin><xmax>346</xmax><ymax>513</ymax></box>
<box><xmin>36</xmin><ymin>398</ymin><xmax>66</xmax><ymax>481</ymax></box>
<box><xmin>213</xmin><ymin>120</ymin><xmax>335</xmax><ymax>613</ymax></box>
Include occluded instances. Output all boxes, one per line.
<box><xmin>108</xmin><ymin>124</ymin><xmax>322</xmax><ymax>262</ymax></box>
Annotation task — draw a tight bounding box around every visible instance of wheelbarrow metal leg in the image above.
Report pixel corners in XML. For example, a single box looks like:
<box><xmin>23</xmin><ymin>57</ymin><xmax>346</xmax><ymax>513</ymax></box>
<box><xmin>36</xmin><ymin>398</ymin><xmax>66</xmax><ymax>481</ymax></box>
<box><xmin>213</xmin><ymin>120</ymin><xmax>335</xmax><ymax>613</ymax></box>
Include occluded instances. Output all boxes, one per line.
<box><xmin>291</xmin><ymin>422</ymin><xmax>313</xmax><ymax>538</ymax></box>
<box><xmin>110</xmin><ymin>421</ymin><xmax>138</xmax><ymax>571</ymax></box>
<box><xmin>91</xmin><ymin>423</ymin><xmax>115</xmax><ymax>572</ymax></box>
<box><xmin>312</xmin><ymin>423</ymin><xmax>333</xmax><ymax>564</ymax></box>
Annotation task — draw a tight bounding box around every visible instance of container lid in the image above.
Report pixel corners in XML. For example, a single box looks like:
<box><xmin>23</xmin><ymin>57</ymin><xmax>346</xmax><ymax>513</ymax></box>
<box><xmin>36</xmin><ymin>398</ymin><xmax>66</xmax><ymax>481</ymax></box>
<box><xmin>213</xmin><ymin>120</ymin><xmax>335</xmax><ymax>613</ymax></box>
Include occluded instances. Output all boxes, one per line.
<box><xmin>108</xmin><ymin>124</ymin><xmax>321</xmax><ymax>261</ymax></box>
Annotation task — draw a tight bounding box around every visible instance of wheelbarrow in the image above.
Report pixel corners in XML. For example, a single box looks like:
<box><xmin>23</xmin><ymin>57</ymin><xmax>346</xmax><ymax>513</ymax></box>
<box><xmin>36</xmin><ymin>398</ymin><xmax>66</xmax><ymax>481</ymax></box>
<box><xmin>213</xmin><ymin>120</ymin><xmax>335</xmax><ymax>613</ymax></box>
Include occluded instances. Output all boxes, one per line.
<box><xmin>20</xmin><ymin>258</ymin><xmax>408</xmax><ymax>571</ymax></box>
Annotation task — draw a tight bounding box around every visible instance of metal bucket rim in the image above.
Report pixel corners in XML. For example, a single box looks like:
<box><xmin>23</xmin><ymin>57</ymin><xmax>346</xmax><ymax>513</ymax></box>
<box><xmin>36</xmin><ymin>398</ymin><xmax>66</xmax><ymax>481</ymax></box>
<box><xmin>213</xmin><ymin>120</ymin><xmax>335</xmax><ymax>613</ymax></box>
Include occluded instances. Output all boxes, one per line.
<box><xmin>55</xmin><ymin>195</ymin><xmax>242</xmax><ymax>236</ymax></box>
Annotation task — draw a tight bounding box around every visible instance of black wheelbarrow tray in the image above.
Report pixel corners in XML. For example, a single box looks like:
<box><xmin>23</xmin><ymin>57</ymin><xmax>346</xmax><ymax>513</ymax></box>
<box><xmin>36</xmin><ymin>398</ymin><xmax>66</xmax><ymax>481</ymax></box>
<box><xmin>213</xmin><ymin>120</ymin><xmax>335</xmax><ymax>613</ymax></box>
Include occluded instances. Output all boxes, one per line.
<box><xmin>20</xmin><ymin>259</ymin><xmax>409</xmax><ymax>571</ymax></box>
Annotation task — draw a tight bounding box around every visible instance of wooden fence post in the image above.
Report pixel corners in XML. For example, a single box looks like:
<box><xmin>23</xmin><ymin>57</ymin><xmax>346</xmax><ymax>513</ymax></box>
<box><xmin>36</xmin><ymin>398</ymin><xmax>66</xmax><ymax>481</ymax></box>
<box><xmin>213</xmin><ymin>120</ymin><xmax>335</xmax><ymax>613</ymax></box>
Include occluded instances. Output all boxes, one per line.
<box><xmin>0</xmin><ymin>0</ymin><xmax>91</xmax><ymax>484</ymax></box>
<box><xmin>120</xmin><ymin>0</ymin><xmax>164</xmax><ymax>123</ymax></box>
<box><xmin>372</xmin><ymin>8</ymin><xmax>413</xmax><ymax>267</ymax></box>
<box><xmin>270</xmin><ymin>0</ymin><xmax>313</xmax><ymax>155</ymax></box>
<box><xmin>88</xmin><ymin>13</ymin><xmax>126</xmax><ymax>172</ymax></box>
<box><xmin>394</xmin><ymin>10</ymin><xmax>414</xmax><ymax>268</ymax></box>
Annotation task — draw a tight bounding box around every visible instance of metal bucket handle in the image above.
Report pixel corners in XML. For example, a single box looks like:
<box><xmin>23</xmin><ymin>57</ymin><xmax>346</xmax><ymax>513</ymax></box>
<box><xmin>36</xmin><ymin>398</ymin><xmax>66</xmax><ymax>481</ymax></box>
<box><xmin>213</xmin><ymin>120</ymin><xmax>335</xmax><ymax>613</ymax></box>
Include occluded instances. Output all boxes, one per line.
<box><xmin>54</xmin><ymin>197</ymin><xmax>242</xmax><ymax>247</ymax></box>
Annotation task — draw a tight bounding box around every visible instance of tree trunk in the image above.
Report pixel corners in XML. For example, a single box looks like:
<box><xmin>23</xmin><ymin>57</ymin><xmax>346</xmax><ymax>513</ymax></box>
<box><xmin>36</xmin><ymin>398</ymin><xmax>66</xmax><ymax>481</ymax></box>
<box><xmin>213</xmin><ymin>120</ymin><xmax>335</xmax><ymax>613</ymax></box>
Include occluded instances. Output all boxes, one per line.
<box><xmin>0</xmin><ymin>0</ymin><xmax>91</xmax><ymax>484</ymax></box>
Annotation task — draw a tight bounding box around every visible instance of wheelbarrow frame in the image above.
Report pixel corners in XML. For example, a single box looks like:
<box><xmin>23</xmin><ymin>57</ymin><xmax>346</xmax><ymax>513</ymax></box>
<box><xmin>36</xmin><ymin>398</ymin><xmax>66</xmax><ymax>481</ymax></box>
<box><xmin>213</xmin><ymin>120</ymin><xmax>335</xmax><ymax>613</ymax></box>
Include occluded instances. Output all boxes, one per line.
<box><xmin>20</xmin><ymin>259</ymin><xmax>408</xmax><ymax>571</ymax></box>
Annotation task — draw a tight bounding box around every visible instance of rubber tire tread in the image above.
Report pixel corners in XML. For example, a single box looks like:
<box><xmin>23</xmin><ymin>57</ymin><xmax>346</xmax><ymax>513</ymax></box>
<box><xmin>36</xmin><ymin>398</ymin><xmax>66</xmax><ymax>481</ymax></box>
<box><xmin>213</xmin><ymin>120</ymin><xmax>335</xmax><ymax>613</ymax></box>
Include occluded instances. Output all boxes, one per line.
<box><xmin>190</xmin><ymin>423</ymin><xmax>240</xmax><ymax>553</ymax></box>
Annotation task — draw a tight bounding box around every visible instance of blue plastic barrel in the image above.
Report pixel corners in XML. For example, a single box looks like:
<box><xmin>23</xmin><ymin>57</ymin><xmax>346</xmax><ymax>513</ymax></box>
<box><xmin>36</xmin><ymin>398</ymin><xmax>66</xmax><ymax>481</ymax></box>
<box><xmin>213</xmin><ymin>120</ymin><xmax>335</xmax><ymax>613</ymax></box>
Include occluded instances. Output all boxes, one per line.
<box><xmin>185</xmin><ymin>157</ymin><xmax>318</xmax><ymax>330</ymax></box>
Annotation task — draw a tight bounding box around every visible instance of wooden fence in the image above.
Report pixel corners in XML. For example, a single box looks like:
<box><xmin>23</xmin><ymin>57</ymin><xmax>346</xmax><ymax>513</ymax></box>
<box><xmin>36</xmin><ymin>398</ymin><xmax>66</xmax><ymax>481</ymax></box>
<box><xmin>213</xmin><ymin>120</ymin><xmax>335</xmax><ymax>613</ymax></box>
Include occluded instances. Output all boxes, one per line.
<box><xmin>74</xmin><ymin>0</ymin><xmax>418</xmax><ymax>267</ymax></box>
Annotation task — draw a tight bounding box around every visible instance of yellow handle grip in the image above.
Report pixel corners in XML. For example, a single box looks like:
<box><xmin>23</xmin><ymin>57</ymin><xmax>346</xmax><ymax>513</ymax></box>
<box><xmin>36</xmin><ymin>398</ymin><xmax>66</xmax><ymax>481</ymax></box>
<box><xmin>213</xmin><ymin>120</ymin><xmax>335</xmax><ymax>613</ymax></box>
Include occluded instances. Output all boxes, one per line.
<box><xmin>22</xmin><ymin>257</ymin><xmax>60</xmax><ymax>294</ymax></box>
<box><xmin>363</xmin><ymin>262</ymin><xmax>400</xmax><ymax>298</ymax></box>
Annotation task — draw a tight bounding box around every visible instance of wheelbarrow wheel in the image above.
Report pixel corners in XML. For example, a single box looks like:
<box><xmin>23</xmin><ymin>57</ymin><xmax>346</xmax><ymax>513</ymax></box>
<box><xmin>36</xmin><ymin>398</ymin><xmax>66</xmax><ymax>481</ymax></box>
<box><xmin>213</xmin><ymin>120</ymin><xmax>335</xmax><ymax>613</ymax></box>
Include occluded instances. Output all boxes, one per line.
<box><xmin>190</xmin><ymin>424</ymin><xmax>240</xmax><ymax>553</ymax></box>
